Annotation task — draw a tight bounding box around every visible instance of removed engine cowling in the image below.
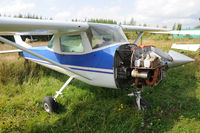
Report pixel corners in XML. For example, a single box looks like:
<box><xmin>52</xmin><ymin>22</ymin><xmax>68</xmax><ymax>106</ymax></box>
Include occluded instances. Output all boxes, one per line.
<box><xmin>114</xmin><ymin>44</ymin><xmax>167</xmax><ymax>89</ymax></box>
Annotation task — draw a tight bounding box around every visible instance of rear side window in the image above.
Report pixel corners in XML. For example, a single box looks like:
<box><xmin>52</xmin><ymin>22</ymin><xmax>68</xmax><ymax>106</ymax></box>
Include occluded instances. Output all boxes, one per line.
<box><xmin>60</xmin><ymin>35</ymin><xmax>83</xmax><ymax>52</ymax></box>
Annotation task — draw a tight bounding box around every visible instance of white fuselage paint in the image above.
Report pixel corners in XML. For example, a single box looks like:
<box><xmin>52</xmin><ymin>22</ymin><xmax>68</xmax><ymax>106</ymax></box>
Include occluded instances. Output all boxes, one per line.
<box><xmin>25</xmin><ymin>57</ymin><xmax>117</xmax><ymax>89</ymax></box>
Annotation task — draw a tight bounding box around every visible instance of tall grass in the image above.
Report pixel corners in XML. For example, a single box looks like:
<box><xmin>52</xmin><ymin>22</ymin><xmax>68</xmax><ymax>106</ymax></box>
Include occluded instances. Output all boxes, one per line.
<box><xmin>0</xmin><ymin>39</ymin><xmax>200</xmax><ymax>132</ymax></box>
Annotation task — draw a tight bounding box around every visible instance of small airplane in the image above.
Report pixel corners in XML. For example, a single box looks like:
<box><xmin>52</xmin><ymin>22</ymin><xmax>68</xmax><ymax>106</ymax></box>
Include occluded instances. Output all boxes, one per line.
<box><xmin>0</xmin><ymin>17</ymin><xmax>195</xmax><ymax>113</ymax></box>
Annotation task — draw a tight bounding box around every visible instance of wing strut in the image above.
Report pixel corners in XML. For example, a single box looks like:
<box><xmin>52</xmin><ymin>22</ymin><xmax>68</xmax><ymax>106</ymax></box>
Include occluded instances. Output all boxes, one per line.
<box><xmin>54</xmin><ymin>76</ymin><xmax>74</xmax><ymax>100</ymax></box>
<box><xmin>134</xmin><ymin>31</ymin><xmax>144</xmax><ymax>45</ymax></box>
<box><xmin>0</xmin><ymin>36</ymin><xmax>91</xmax><ymax>80</ymax></box>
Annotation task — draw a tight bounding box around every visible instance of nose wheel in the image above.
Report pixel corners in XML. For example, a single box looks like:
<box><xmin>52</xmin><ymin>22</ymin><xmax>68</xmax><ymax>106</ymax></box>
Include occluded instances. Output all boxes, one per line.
<box><xmin>42</xmin><ymin>96</ymin><xmax>58</xmax><ymax>113</ymax></box>
<box><xmin>42</xmin><ymin>77</ymin><xmax>74</xmax><ymax>113</ymax></box>
<box><xmin>128</xmin><ymin>88</ymin><xmax>150</xmax><ymax>110</ymax></box>
<box><xmin>140</xmin><ymin>98</ymin><xmax>150</xmax><ymax>110</ymax></box>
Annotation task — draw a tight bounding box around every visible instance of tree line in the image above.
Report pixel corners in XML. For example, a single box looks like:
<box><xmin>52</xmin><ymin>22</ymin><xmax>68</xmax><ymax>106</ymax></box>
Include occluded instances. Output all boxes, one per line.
<box><xmin>0</xmin><ymin>13</ymin><xmax>53</xmax><ymax>20</ymax></box>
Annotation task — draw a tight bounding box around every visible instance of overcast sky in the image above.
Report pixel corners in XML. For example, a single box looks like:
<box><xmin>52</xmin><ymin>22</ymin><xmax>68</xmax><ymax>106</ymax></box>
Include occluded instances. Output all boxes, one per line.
<box><xmin>0</xmin><ymin>0</ymin><xmax>199</xmax><ymax>28</ymax></box>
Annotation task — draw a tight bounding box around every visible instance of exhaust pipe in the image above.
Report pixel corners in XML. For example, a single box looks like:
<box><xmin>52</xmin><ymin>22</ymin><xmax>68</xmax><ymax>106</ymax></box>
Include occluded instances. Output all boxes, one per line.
<box><xmin>167</xmin><ymin>50</ymin><xmax>194</xmax><ymax>68</ymax></box>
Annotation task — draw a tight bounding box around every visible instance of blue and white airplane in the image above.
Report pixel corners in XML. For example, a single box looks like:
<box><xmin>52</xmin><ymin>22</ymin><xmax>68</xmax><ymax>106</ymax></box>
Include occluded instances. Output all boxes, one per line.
<box><xmin>0</xmin><ymin>17</ymin><xmax>194</xmax><ymax>113</ymax></box>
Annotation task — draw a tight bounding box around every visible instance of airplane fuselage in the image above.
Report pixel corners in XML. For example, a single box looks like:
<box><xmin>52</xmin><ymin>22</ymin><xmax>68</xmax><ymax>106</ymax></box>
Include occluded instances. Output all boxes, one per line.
<box><xmin>22</xmin><ymin>43</ymin><xmax>127</xmax><ymax>89</ymax></box>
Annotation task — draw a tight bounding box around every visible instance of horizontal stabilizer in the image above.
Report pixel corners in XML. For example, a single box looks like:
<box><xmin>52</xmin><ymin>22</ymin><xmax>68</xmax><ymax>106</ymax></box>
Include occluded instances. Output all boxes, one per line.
<box><xmin>167</xmin><ymin>50</ymin><xmax>194</xmax><ymax>68</ymax></box>
<box><xmin>171</xmin><ymin>44</ymin><xmax>200</xmax><ymax>51</ymax></box>
<box><xmin>14</xmin><ymin>35</ymin><xmax>32</xmax><ymax>48</ymax></box>
<box><xmin>0</xmin><ymin>49</ymin><xmax>22</xmax><ymax>54</ymax></box>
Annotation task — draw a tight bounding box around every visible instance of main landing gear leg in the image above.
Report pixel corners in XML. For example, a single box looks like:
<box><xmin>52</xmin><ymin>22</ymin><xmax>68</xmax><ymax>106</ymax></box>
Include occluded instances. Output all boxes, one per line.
<box><xmin>128</xmin><ymin>88</ymin><xmax>150</xmax><ymax>110</ymax></box>
<box><xmin>42</xmin><ymin>77</ymin><xmax>74</xmax><ymax>113</ymax></box>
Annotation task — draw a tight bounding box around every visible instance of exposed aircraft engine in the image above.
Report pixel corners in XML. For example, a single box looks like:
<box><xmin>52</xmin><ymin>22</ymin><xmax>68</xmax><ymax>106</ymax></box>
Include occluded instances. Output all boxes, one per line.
<box><xmin>114</xmin><ymin>44</ymin><xmax>168</xmax><ymax>89</ymax></box>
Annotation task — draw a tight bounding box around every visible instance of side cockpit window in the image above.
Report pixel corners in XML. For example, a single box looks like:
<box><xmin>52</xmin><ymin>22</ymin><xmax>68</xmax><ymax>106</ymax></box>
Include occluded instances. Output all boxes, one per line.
<box><xmin>60</xmin><ymin>35</ymin><xmax>84</xmax><ymax>52</ymax></box>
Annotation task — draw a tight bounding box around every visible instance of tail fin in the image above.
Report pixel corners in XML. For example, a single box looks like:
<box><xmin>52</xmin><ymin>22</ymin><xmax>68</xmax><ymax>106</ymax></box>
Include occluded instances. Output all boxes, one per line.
<box><xmin>14</xmin><ymin>34</ymin><xmax>32</xmax><ymax>48</ymax></box>
<box><xmin>0</xmin><ymin>34</ymin><xmax>31</xmax><ymax>54</ymax></box>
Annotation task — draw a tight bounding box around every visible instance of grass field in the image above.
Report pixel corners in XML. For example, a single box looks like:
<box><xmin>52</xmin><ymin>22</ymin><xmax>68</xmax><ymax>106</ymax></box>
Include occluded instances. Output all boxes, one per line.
<box><xmin>0</xmin><ymin>37</ymin><xmax>200</xmax><ymax>133</ymax></box>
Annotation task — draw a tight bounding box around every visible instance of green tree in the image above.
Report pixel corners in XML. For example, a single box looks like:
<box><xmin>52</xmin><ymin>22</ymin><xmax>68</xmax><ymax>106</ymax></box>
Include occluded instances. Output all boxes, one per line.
<box><xmin>129</xmin><ymin>17</ymin><xmax>136</xmax><ymax>25</ymax></box>
<box><xmin>177</xmin><ymin>24</ymin><xmax>182</xmax><ymax>30</ymax></box>
<box><xmin>18</xmin><ymin>14</ymin><xmax>23</xmax><ymax>18</ymax></box>
<box><xmin>172</xmin><ymin>23</ymin><xmax>176</xmax><ymax>30</ymax></box>
<box><xmin>194</xmin><ymin>25</ymin><xmax>200</xmax><ymax>29</ymax></box>
<box><xmin>88</xmin><ymin>18</ymin><xmax>117</xmax><ymax>24</ymax></box>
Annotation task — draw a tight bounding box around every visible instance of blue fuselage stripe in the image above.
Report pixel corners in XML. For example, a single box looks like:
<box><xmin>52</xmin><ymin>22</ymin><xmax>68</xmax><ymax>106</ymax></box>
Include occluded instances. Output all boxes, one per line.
<box><xmin>69</xmin><ymin>67</ymin><xmax>113</xmax><ymax>74</ymax></box>
<box><xmin>22</xmin><ymin>44</ymin><xmax>122</xmax><ymax>73</ymax></box>
<box><xmin>27</xmin><ymin>57</ymin><xmax>114</xmax><ymax>74</ymax></box>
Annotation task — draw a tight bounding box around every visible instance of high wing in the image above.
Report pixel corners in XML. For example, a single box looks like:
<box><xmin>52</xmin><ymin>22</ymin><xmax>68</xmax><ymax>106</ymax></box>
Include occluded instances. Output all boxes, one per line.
<box><xmin>16</xmin><ymin>30</ymin><xmax>53</xmax><ymax>35</ymax></box>
<box><xmin>0</xmin><ymin>30</ymin><xmax>52</xmax><ymax>36</ymax></box>
<box><xmin>0</xmin><ymin>18</ymin><xmax>168</xmax><ymax>34</ymax></box>
<box><xmin>152</xmin><ymin>30</ymin><xmax>200</xmax><ymax>35</ymax></box>
<box><xmin>121</xmin><ymin>25</ymin><xmax>169</xmax><ymax>31</ymax></box>
<box><xmin>120</xmin><ymin>25</ymin><xmax>168</xmax><ymax>46</ymax></box>
<box><xmin>0</xmin><ymin>17</ymin><xmax>89</xmax><ymax>33</ymax></box>
<box><xmin>0</xmin><ymin>17</ymin><xmax>91</xmax><ymax>80</ymax></box>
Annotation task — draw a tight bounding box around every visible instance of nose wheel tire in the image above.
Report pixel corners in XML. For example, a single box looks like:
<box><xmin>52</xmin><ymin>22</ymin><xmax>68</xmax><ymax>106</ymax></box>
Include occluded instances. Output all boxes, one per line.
<box><xmin>42</xmin><ymin>96</ymin><xmax>58</xmax><ymax>113</ymax></box>
<box><xmin>140</xmin><ymin>99</ymin><xmax>151</xmax><ymax>110</ymax></box>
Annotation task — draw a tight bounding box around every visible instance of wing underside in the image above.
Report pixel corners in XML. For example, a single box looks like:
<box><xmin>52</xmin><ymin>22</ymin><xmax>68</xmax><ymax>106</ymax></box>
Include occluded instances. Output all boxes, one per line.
<box><xmin>0</xmin><ymin>17</ymin><xmax>89</xmax><ymax>33</ymax></box>
<box><xmin>121</xmin><ymin>25</ymin><xmax>169</xmax><ymax>31</ymax></box>
<box><xmin>152</xmin><ymin>30</ymin><xmax>200</xmax><ymax>35</ymax></box>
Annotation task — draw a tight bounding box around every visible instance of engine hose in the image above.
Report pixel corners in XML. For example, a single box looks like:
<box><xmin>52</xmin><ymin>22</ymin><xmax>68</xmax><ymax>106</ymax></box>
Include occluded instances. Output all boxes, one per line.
<box><xmin>145</xmin><ymin>68</ymin><xmax>161</xmax><ymax>85</ymax></box>
<box><xmin>135</xmin><ymin>78</ymin><xmax>139</xmax><ymax>87</ymax></box>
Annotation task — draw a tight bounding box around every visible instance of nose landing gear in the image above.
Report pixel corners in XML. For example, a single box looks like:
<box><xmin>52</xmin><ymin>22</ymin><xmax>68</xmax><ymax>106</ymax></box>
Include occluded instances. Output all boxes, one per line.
<box><xmin>128</xmin><ymin>88</ymin><xmax>150</xmax><ymax>110</ymax></box>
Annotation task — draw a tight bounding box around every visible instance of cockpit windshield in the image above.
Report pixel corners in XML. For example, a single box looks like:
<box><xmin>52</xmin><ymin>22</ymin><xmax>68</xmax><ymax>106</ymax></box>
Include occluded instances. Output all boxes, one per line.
<box><xmin>87</xmin><ymin>23</ymin><xmax>128</xmax><ymax>49</ymax></box>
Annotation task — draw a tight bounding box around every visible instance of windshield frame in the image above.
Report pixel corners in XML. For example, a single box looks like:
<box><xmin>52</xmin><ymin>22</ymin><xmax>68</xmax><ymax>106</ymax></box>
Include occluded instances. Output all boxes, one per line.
<box><xmin>87</xmin><ymin>23</ymin><xmax>128</xmax><ymax>49</ymax></box>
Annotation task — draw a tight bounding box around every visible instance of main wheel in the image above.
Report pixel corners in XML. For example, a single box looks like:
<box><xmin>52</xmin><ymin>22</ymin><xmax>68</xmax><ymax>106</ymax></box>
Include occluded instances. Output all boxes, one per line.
<box><xmin>42</xmin><ymin>96</ymin><xmax>58</xmax><ymax>113</ymax></box>
<box><xmin>140</xmin><ymin>99</ymin><xmax>151</xmax><ymax>110</ymax></box>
